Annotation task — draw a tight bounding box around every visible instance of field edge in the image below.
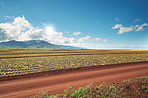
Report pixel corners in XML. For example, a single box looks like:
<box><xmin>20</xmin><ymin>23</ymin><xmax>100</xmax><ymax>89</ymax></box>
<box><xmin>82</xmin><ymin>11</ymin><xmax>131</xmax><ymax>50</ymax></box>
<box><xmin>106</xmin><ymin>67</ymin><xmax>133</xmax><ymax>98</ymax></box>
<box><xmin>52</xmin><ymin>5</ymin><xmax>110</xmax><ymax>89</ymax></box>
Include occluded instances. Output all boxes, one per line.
<box><xmin>1</xmin><ymin>61</ymin><xmax>148</xmax><ymax>81</ymax></box>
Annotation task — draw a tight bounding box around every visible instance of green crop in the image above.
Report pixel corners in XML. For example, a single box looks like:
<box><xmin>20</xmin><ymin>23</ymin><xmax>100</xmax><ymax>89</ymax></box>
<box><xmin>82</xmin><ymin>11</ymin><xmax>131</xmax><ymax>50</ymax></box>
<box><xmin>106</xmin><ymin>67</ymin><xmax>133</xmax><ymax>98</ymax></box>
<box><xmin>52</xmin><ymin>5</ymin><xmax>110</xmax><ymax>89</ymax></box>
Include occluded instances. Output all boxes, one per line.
<box><xmin>0</xmin><ymin>49</ymin><xmax>148</xmax><ymax>77</ymax></box>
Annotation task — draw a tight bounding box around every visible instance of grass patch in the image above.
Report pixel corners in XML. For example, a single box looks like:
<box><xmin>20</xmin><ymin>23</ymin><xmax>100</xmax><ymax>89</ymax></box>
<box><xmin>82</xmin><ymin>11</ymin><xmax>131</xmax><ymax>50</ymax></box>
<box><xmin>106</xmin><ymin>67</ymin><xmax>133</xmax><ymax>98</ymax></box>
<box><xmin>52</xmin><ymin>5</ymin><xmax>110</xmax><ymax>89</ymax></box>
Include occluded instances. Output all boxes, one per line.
<box><xmin>32</xmin><ymin>76</ymin><xmax>148</xmax><ymax>98</ymax></box>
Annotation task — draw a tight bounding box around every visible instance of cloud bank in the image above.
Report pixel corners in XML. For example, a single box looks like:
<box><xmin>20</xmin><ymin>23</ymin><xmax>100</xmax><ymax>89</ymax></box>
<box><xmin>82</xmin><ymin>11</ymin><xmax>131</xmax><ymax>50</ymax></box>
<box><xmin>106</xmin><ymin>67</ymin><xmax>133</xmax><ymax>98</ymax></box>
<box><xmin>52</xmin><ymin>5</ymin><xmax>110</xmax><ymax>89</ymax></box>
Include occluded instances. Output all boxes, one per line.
<box><xmin>112</xmin><ymin>23</ymin><xmax>148</xmax><ymax>34</ymax></box>
<box><xmin>0</xmin><ymin>16</ymin><xmax>76</xmax><ymax>44</ymax></box>
<box><xmin>0</xmin><ymin>16</ymin><xmax>106</xmax><ymax>47</ymax></box>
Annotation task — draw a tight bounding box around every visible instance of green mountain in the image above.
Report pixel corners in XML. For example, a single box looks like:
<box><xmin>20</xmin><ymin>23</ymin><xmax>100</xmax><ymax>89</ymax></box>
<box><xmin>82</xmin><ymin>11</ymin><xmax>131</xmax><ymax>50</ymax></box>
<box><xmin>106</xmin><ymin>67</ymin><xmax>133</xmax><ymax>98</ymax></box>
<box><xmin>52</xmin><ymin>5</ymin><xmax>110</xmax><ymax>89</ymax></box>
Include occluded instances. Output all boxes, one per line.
<box><xmin>0</xmin><ymin>40</ymin><xmax>83</xmax><ymax>49</ymax></box>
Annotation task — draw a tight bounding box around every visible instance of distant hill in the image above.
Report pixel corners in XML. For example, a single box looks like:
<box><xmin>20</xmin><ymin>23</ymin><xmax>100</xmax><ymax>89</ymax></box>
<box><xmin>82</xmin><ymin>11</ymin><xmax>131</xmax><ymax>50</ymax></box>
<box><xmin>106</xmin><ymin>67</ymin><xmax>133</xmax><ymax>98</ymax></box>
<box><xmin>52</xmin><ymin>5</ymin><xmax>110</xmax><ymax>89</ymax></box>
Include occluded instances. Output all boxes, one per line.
<box><xmin>0</xmin><ymin>40</ymin><xmax>83</xmax><ymax>49</ymax></box>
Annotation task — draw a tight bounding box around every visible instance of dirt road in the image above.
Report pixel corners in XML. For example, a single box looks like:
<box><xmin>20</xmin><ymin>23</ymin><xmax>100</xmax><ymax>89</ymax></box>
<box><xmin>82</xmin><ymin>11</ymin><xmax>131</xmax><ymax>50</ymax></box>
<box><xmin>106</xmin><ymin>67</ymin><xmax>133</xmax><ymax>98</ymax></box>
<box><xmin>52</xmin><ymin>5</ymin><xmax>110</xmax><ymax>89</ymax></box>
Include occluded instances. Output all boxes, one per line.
<box><xmin>0</xmin><ymin>62</ymin><xmax>148</xmax><ymax>98</ymax></box>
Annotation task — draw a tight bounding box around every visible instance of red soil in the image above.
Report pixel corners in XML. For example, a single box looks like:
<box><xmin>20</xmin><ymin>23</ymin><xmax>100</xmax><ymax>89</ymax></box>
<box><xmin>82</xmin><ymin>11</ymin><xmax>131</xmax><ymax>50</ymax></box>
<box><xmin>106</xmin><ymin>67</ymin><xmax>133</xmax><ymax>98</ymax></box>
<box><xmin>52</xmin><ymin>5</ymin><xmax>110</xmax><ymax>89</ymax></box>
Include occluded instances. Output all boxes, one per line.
<box><xmin>0</xmin><ymin>62</ymin><xmax>148</xmax><ymax>98</ymax></box>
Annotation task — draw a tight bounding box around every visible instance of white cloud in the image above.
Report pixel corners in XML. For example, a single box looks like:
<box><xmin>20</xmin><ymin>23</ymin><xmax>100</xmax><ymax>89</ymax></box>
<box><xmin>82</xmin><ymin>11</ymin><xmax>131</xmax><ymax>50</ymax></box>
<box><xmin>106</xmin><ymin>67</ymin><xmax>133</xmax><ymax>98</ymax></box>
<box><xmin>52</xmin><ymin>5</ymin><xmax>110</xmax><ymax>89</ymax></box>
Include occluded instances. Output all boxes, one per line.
<box><xmin>94</xmin><ymin>38</ymin><xmax>107</xmax><ymax>42</ymax></box>
<box><xmin>112</xmin><ymin>24</ymin><xmax>134</xmax><ymax>34</ymax></box>
<box><xmin>115</xmin><ymin>18</ymin><xmax>119</xmax><ymax>21</ymax></box>
<box><xmin>18</xmin><ymin>27</ymin><xmax>44</xmax><ymax>41</ymax></box>
<box><xmin>42</xmin><ymin>26</ymin><xmax>76</xmax><ymax>44</ymax></box>
<box><xmin>112</xmin><ymin>24</ymin><xmax>122</xmax><ymax>29</ymax></box>
<box><xmin>136</xmin><ymin>23</ymin><xmax>148</xmax><ymax>31</ymax></box>
<box><xmin>73</xmin><ymin>32</ymin><xmax>81</xmax><ymax>36</ymax></box>
<box><xmin>78</xmin><ymin>36</ymin><xmax>91</xmax><ymax>42</ymax></box>
<box><xmin>69</xmin><ymin>43</ymin><xmax>136</xmax><ymax>49</ymax></box>
<box><xmin>134</xmin><ymin>18</ymin><xmax>140</xmax><ymax>23</ymax></box>
<box><xmin>95</xmin><ymin>38</ymin><xmax>101</xmax><ymax>41</ymax></box>
<box><xmin>102</xmin><ymin>39</ymin><xmax>107</xmax><ymax>42</ymax></box>
<box><xmin>69</xmin><ymin>42</ymin><xmax>148</xmax><ymax>49</ymax></box>
<box><xmin>0</xmin><ymin>16</ymin><xmax>76</xmax><ymax>44</ymax></box>
<box><xmin>112</xmin><ymin>23</ymin><xmax>148</xmax><ymax>34</ymax></box>
<box><xmin>135</xmin><ymin>25</ymin><xmax>139</xmax><ymax>28</ymax></box>
<box><xmin>118</xmin><ymin>26</ymin><xmax>134</xmax><ymax>34</ymax></box>
<box><xmin>4</xmin><ymin>16</ymin><xmax>14</xmax><ymax>19</ymax></box>
<box><xmin>40</xmin><ymin>22</ymin><xmax>46</xmax><ymax>26</ymax></box>
<box><xmin>78</xmin><ymin>36</ymin><xmax>107</xmax><ymax>43</ymax></box>
<box><xmin>69</xmin><ymin>42</ymin><xmax>97</xmax><ymax>49</ymax></box>
<box><xmin>43</xmin><ymin>26</ymin><xmax>76</xmax><ymax>44</ymax></box>
<box><xmin>0</xmin><ymin>15</ymin><xmax>107</xmax><ymax>48</ymax></box>
<box><xmin>0</xmin><ymin>15</ymin><xmax>32</xmax><ymax>39</ymax></box>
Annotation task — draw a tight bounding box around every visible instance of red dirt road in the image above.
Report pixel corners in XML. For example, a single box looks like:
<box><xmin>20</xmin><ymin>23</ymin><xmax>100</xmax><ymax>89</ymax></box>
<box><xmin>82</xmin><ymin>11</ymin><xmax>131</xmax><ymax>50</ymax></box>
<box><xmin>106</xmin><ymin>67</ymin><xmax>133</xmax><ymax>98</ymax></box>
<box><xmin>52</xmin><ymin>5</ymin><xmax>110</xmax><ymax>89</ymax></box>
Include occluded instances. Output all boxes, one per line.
<box><xmin>0</xmin><ymin>62</ymin><xmax>148</xmax><ymax>98</ymax></box>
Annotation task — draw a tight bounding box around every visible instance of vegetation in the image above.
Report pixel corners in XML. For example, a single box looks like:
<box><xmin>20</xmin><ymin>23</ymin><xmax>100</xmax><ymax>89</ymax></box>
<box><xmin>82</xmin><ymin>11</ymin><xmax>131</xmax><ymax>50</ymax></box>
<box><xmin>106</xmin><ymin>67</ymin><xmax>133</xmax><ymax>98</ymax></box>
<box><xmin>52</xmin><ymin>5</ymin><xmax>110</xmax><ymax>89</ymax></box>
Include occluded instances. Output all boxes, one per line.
<box><xmin>0</xmin><ymin>48</ymin><xmax>18</xmax><ymax>52</ymax></box>
<box><xmin>0</xmin><ymin>49</ymin><xmax>148</xmax><ymax>77</ymax></box>
<box><xmin>32</xmin><ymin>76</ymin><xmax>148</xmax><ymax>98</ymax></box>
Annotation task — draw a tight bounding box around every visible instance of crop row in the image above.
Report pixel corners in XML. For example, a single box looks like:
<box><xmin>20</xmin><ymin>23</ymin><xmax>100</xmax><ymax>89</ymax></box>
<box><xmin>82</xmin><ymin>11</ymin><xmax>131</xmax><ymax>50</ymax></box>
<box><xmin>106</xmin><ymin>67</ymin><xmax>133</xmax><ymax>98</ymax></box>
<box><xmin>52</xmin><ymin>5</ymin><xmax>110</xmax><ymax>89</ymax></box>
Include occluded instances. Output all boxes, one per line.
<box><xmin>0</xmin><ymin>53</ymin><xmax>148</xmax><ymax>77</ymax></box>
<box><xmin>1</xmin><ymin>50</ymin><xmax>148</xmax><ymax>58</ymax></box>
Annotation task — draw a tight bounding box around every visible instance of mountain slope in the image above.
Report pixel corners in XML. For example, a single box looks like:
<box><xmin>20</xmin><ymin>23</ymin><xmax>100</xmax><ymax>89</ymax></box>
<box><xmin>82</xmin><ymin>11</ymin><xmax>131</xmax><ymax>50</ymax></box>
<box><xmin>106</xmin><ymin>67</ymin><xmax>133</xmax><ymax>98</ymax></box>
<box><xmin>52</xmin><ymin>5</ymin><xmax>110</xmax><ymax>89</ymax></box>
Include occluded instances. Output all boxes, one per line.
<box><xmin>0</xmin><ymin>40</ymin><xmax>82</xmax><ymax>49</ymax></box>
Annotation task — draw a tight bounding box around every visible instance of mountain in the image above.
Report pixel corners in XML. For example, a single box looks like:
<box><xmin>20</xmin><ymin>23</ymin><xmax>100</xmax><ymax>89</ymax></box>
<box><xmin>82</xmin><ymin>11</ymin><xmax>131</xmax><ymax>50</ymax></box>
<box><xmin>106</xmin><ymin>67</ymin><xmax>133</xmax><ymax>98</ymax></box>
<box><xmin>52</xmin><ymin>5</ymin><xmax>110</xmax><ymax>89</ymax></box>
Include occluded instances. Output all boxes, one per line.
<box><xmin>0</xmin><ymin>40</ymin><xmax>83</xmax><ymax>49</ymax></box>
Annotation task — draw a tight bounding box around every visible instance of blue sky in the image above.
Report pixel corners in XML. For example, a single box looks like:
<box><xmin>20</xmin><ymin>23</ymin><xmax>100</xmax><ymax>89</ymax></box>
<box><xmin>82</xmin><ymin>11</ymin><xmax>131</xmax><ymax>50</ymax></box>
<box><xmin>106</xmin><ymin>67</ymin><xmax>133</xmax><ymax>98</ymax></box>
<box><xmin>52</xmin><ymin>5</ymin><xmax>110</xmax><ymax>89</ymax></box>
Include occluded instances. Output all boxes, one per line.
<box><xmin>0</xmin><ymin>0</ymin><xmax>148</xmax><ymax>49</ymax></box>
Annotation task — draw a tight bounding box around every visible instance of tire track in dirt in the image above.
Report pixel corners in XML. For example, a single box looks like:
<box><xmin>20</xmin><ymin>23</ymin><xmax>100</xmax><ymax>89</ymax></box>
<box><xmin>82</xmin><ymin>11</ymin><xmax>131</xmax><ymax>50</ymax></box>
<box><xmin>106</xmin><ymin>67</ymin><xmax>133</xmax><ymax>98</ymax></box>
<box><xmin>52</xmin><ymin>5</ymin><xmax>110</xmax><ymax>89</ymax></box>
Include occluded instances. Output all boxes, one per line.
<box><xmin>0</xmin><ymin>62</ymin><xmax>148</xmax><ymax>98</ymax></box>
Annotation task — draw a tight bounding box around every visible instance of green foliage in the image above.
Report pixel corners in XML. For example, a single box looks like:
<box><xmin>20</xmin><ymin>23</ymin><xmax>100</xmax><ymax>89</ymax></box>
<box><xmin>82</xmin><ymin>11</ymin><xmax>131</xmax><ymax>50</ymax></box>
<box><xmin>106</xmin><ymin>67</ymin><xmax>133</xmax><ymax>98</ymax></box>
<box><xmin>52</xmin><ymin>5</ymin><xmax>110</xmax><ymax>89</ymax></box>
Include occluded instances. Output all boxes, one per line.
<box><xmin>123</xmin><ymin>80</ymin><xmax>127</xmax><ymax>82</ymax></box>
<box><xmin>123</xmin><ymin>92</ymin><xmax>127</xmax><ymax>96</ymax></box>
<box><xmin>1</xmin><ymin>50</ymin><xmax>148</xmax><ymax>77</ymax></box>
<box><xmin>71</xmin><ymin>88</ymin><xmax>84</xmax><ymax>98</ymax></box>
<box><xmin>142</xmin><ymin>85</ymin><xmax>146</xmax><ymax>89</ymax></box>
<box><xmin>32</xmin><ymin>76</ymin><xmax>148</xmax><ymax>98</ymax></box>
<box><xmin>64</xmin><ymin>87</ymin><xmax>71</xmax><ymax>97</ymax></box>
<box><xmin>140</xmin><ymin>77</ymin><xmax>148</xmax><ymax>79</ymax></box>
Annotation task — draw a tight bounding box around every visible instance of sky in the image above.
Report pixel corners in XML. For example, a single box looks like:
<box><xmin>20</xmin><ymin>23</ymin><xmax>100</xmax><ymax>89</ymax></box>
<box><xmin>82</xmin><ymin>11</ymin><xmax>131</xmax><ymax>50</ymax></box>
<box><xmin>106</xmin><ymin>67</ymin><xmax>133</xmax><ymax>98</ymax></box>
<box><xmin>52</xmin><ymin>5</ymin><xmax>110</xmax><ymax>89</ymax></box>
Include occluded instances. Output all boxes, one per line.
<box><xmin>0</xmin><ymin>0</ymin><xmax>148</xmax><ymax>49</ymax></box>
